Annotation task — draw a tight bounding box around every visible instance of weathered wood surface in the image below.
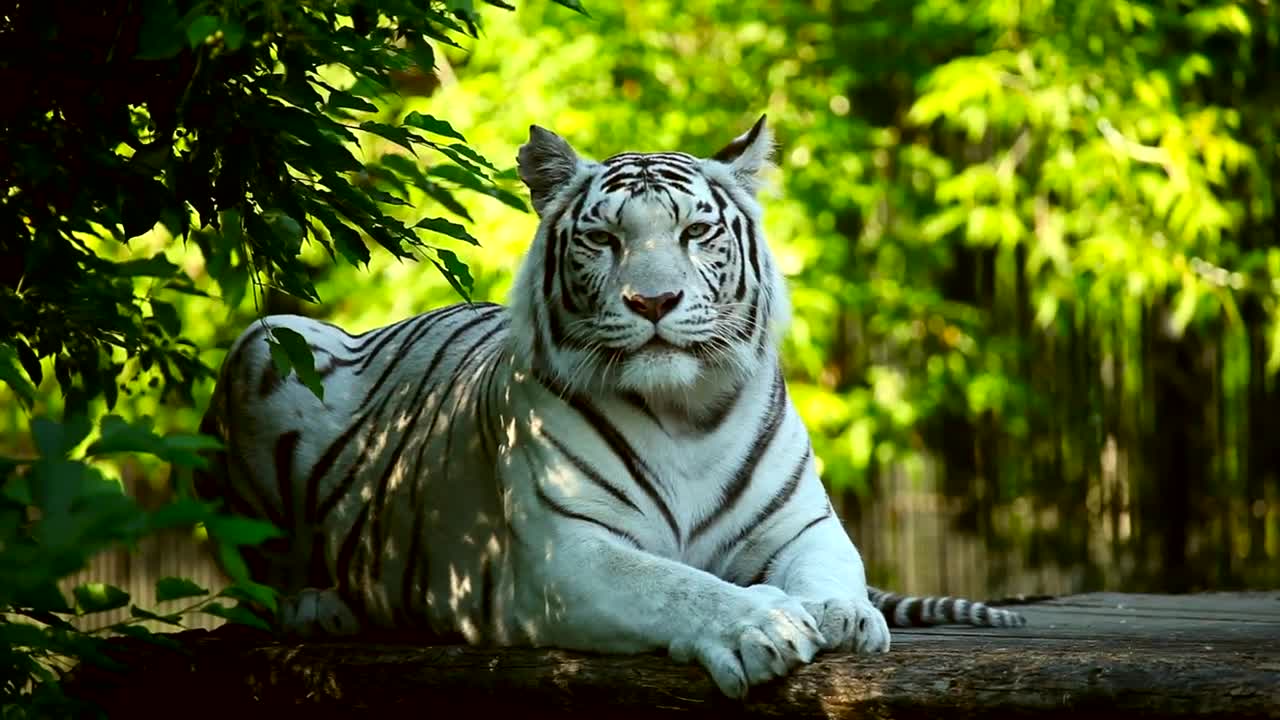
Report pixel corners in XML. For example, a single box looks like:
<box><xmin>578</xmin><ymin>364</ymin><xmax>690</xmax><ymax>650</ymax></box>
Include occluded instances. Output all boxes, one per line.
<box><xmin>67</xmin><ymin>592</ymin><xmax>1280</xmax><ymax>719</ymax></box>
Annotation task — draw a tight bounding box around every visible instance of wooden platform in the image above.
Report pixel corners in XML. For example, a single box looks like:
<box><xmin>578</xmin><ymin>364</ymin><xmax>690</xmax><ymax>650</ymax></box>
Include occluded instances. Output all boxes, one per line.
<box><xmin>67</xmin><ymin>592</ymin><xmax>1280</xmax><ymax>719</ymax></box>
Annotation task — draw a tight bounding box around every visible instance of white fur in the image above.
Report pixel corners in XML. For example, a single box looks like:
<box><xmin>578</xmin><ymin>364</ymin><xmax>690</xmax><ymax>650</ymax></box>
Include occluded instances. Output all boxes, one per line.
<box><xmin>201</xmin><ymin>118</ymin><xmax>890</xmax><ymax>700</ymax></box>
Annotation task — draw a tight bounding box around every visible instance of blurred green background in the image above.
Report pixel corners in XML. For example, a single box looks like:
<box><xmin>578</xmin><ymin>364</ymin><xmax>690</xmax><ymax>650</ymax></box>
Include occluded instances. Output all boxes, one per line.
<box><xmin>4</xmin><ymin>0</ymin><xmax>1278</xmax><ymax>620</ymax></box>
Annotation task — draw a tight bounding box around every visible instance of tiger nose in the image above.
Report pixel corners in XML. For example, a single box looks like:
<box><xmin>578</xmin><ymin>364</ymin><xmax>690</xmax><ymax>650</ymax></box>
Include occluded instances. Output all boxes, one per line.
<box><xmin>622</xmin><ymin>290</ymin><xmax>684</xmax><ymax>323</ymax></box>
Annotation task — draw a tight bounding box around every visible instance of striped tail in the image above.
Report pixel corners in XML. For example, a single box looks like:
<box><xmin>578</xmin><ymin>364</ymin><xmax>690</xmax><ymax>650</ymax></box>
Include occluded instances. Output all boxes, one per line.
<box><xmin>868</xmin><ymin>586</ymin><xmax>1028</xmax><ymax>628</ymax></box>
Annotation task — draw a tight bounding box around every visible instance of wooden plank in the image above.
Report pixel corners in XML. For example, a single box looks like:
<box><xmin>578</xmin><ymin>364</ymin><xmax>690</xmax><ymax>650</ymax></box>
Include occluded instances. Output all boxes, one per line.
<box><xmin>896</xmin><ymin>591</ymin><xmax>1280</xmax><ymax>645</ymax></box>
<box><xmin>65</xmin><ymin>593</ymin><xmax>1280</xmax><ymax>719</ymax></box>
<box><xmin>1038</xmin><ymin>591</ymin><xmax>1280</xmax><ymax>617</ymax></box>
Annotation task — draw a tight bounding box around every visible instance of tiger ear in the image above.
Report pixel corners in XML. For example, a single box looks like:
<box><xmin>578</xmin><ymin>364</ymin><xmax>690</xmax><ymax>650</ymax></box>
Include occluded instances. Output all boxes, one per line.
<box><xmin>710</xmin><ymin>115</ymin><xmax>773</xmax><ymax>194</ymax></box>
<box><xmin>518</xmin><ymin>125</ymin><xmax>583</xmax><ymax>216</ymax></box>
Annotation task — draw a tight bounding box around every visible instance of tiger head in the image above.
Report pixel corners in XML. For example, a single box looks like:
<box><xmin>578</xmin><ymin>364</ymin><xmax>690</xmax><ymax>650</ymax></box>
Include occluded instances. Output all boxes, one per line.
<box><xmin>508</xmin><ymin>116</ymin><xmax>790</xmax><ymax>411</ymax></box>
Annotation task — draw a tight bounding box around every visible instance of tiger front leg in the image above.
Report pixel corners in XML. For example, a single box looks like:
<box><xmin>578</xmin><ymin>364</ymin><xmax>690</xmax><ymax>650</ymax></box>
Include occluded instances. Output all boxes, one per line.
<box><xmin>512</xmin><ymin>529</ymin><xmax>825</xmax><ymax>699</ymax></box>
<box><xmin>765</xmin><ymin>515</ymin><xmax>891</xmax><ymax>655</ymax></box>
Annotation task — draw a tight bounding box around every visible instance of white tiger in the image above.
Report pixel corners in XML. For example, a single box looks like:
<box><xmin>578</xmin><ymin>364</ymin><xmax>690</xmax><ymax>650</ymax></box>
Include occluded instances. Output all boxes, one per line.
<box><xmin>196</xmin><ymin>116</ymin><xmax>1025</xmax><ymax>699</ymax></box>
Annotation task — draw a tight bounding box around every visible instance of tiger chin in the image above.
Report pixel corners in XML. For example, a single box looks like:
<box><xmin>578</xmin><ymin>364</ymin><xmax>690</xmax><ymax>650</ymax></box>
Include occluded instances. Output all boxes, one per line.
<box><xmin>196</xmin><ymin>115</ymin><xmax>1026</xmax><ymax>700</ymax></box>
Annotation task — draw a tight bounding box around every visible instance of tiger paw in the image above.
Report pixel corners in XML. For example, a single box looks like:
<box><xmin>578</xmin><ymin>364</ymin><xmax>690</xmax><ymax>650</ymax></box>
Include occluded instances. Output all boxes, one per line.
<box><xmin>801</xmin><ymin>597</ymin><xmax>890</xmax><ymax>654</ymax></box>
<box><xmin>278</xmin><ymin>587</ymin><xmax>360</xmax><ymax>638</ymax></box>
<box><xmin>669</xmin><ymin>584</ymin><xmax>824</xmax><ymax>699</ymax></box>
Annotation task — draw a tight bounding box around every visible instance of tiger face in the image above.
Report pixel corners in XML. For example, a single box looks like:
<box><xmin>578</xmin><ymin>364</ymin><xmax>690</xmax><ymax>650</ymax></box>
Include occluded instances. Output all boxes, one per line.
<box><xmin>510</xmin><ymin>117</ymin><xmax>789</xmax><ymax>407</ymax></box>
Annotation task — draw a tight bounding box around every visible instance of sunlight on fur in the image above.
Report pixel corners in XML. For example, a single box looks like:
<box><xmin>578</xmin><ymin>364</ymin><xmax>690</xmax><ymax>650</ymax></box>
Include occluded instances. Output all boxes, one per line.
<box><xmin>196</xmin><ymin>116</ymin><xmax>1028</xmax><ymax>701</ymax></box>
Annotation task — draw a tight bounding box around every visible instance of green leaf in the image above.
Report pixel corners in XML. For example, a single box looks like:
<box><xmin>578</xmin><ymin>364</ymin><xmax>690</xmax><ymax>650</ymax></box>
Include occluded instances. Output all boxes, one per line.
<box><xmin>266</xmin><ymin>326</ymin><xmax>325</xmax><ymax>401</ymax></box>
<box><xmin>436</xmin><ymin>248</ymin><xmax>473</xmax><ymax>288</ymax></box>
<box><xmin>186</xmin><ymin>14</ymin><xmax>220</xmax><ymax>48</ymax></box>
<box><xmin>379</xmin><ymin>152</ymin><xmax>428</xmax><ymax>180</ymax></box>
<box><xmin>12</xmin><ymin>582</ymin><xmax>74</xmax><ymax>614</ymax></box>
<box><xmin>13</xmin><ymin>337</ymin><xmax>43</xmax><ymax>388</ymax></box>
<box><xmin>114</xmin><ymin>624</ymin><xmax>184</xmax><ymax>649</ymax></box>
<box><xmin>358</xmin><ymin>121</ymin><xmax>422</xmax><ymax>154</ymax></box>
<box><xmin>26</xmin><ymin>458</ymin><xmax>80</xmax><ymax>514</ymax></box>
<box><xmin>148</xmin><ymin>497</ymin><xmax>220</xmax><ymax>530</ymax></box>
<box><xmin>151</xmin><ymin>300</ymin><xmax>181</xmax><ymax>337</ymax></box>
<box><xmin>440</xmin><ymin>142</ymin><xmax>496</xmax><ymax>171</ymax></box>
<box><xmin>219</xmin><ymin>581</ymin><xmax>279</xmax><ymax>613</ymax></box>
<box><xmin>418</xmin><ymin>181</ymin><xmax>474</xmax><ymax>222</ymax></box>
<box><xmin>215</xmin><ymin>260</ymin><xmax>250</xmax><ymax>309</ymax></box>
<box><xmin>31</xmin><ymin>416</ymin><xmax>92</xmax><ymax>458</ymax></box>
<box><xmin>118</xmin><ymin>177</ymin><xmax>172</xmax><ymax>239</ymax></box>
<box><xmin>136</xmin><ymin>0</ymin><xmax>184</xmax><ymax>59</ymax></box>
<box><xmin>206</xmin><ymin>514</ymin><xmax>284</xmax><ymax>547</ymax></box>
<box><xmin>408</xmin><ymin>39</ymin><xmax>435</xmax><ymax>73</ymax></box>
<box><xmin>202</xmin><ymin>601</ymin><xmax>271</xmax><ymax>631</ymax></box>
<box><xmin>431</xmin><ymin>142</ymin><xmax>496</xmax><ymax>175</ymax></box>
<box><xmin>403</xmin><ymin>112</ymin><xmax>467</xmax><ymax>142</ymax></box>
<box><xmin>161</xmin><ymin>277</ymin><xmax>212</xmax><ymax>298</ymax></box>
<box><xmin>87</xmin><ymin>415</ymin><xmax>218</xmax><ymax>468</ymax></box>
<box><xmin>334</xmin><ymin>230</ymin><xmax>372</xmax><ymax>266</ymax></box>
<box><xmin>415</xmin><ymin>216</ymin><xmax>479</xmax><ymax>246</ymax></box>
<box><xmin>129</xmin><ymin>605</ymin><xmax>186</xmax><ymax>627</ymax></box>
<box><xmin>74</xmin><ymin>583</ymin><xmax>131</xmax><ymax>614</ymax></box>
<box><xmin>10</xmin><ymin>607</ymin><xmax>78</xmax><ymax>631</ymax></box>
<box><xmin>221</xmin><ymin>19</ymin><xmax>246</xmax><ymax>51</ymax></box>
<box><xmin>159</xmin><ymin>199</ymin><xmax>191</xmax><ymax>239</ymax></box>
<box><xmin>159</xmin><ymin>432</ymin><xmax>224</xmax><ymax>458</ymax></box>
<box><xmin>2</xmin><ymin>473</ymin><xmax>33</xmax><ymax>504</ymax></box>
<box><xmin>0</xmin><ymin>621</ymin><xmax>62</xmax><ymax>653</ymax></box>
<box><xmin>115</xmin><ymin>255</ymin><xmax>179</xmax><ymax>278</ymax></box>
<box><xmin>367</xmin><ymin>187</ymin><xmax>412</xmax><ymax>207</ymax></box>
<box><xmin>429</xmin><ymin>164</ymin><xmax>528</xmax><ymax>213</ymax></box>
<box><xmin>155</xmin><ymin>576</ymin><xmax>209</xmax><ymax>602</ymax></box>
<box><xmin>0</xmin><ymin>342</ymin><xmax>37</xmax><ymax>409</ymax></box>
<box><xmin>216</xmin><ymin>543</ymin><xmax>252</xmax><ymax>584</ymax></box>
<box><xmin>550</xmin><ymin>0</ymin><xmax>591</xmax><ymax>15</ymax></box>
<box><xmin>432</xmin><ymin>248</ymin><xmax>474</xmax><ymax>300</ymax></box>
<box><xmin>347</xmin><ymin>75</ymin><xmax>390</xmax><ymax>99</ymax></box>
<box><xmin>308</xmin><ymin>203</ymin><xmax>372</xmax><ymax>267</ymax></box>
<box><xmin>327</xmin><ymin>91</ymin><xmax>379</xmax><ymax>114</ymax></box>
<box><xmin>65</xmin><ymin>634</ymin><xmax>127</xmax><ymax>671</ymax></box>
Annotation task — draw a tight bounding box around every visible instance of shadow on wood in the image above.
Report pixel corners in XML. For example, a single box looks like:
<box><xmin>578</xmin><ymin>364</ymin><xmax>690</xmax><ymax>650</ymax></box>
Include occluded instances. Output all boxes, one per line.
<box><xmin>65</xmin><ymin>593</ymin><xmax>1280</xmax><ymax>719</ymax></box>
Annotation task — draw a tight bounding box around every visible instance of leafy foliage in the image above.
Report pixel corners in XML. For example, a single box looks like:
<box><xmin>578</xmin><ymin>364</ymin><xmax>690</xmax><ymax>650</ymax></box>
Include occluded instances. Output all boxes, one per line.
<box><xmin>0</xmin><ymin>413</ymin><xmax>281</xmax><ymax>716</ymax></box>
<box><xmin>395</xmin><ymin>0</ymin><xmax>1280</xmax><ymax>590</ymax></box>
<box><xmin>1</xmin><ymin>0</ymin><xmax>530</xmax><ymax>413</ymax></box>
<box><xmin>2</xmin><ymin>3</ymin><xmax>1279</xmax><ymax>717</ymax></box>
<box><xmin>0</xmin><ymin>0</ymin><xmax>577</xmax><ymax>715</ymax></box>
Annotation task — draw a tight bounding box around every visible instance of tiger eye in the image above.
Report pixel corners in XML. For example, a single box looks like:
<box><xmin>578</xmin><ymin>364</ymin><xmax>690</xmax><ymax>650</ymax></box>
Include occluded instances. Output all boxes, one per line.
<box><xmin>682</xmin><ymin>222</ymin><xmax>713</xmax><ymax>242</ymax></box>
<box><xmin>585</xmin><ymin>230</ymin><xmax>619</xmax><ymax>248</ymax></box>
